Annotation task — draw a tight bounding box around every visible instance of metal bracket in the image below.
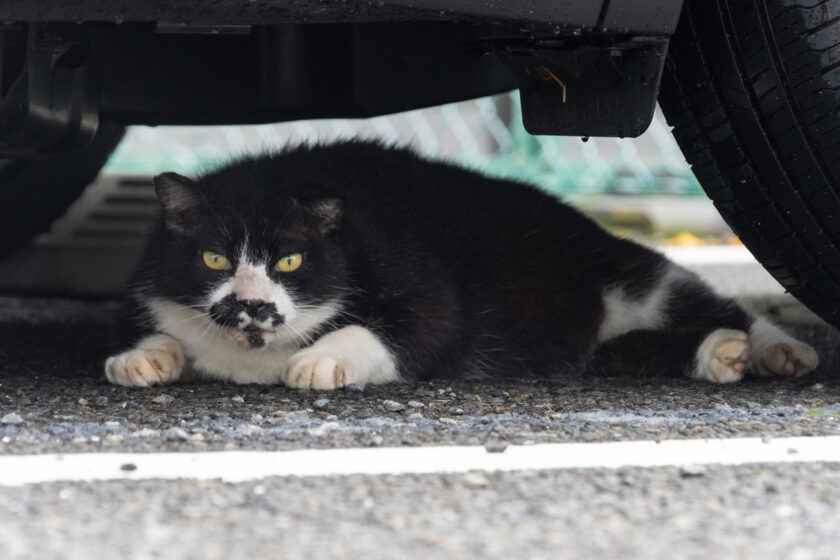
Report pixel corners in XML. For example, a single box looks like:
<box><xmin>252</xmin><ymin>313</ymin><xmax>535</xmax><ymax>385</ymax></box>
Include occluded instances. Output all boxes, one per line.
<box><xmin>499</xmin><ymin>37</ymin><xmax>669</xmax><ymax>138</ymax></box>
<box><xmin>0</xmin><ymin>24</ymin><xmax>99</xmax><ymax>157</ymax></box>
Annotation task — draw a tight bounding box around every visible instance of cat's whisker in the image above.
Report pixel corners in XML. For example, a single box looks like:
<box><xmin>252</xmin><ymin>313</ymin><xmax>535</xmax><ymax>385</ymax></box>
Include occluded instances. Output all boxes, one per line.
<box><xmin>159</xmin><ymin>312</ymin><xmax>211</xmax><ymax>330</ymax></box>
<box><xmin>287</xmin><ymin>324</ymin><xmax>313</xmax><ymax>345</ymax></box>
<box><xmin>194</xmin><ymin>317</ymin><xmax>221</xmax><ymax>345</ymax></box>
<box><xmin>281</xmin><ymin>321</ymin><xmax>315</xmax><ymax>346</ymax></box>
<box><xmin>179</xmin><ymin>303</ymin><xmax>209</xmax><ymax>311</ymax></box>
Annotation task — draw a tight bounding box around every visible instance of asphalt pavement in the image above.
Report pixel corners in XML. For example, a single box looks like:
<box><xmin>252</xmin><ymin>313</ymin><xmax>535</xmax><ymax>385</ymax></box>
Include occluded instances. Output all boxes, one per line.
<box><xmin>2</xmin><ymin>252</ymin><xmax>840</xmax><ymax>559</ymax></box>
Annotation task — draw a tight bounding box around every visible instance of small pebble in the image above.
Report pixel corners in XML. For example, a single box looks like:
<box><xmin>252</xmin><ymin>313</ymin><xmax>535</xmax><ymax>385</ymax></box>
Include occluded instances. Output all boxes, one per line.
<box><xmin>231</xmin><ymin>395</ymin><xmax>245</xmax><ymax>403</ymax></box>
<box><xmin>163</xmin><ymin>427</ymin><xmax>189</xmax><ymax>440</ymax></box>
<box><xmin>272</xmin><ymin>410</ymin><xmax>308</xmax><ymax>419</ymax></box>
<box><xmin>345</xmin><ymin>383</ymin><xmax>365</xmax><ymax>392</ymax></box>
<box><xmin>462</xmin><ymin>472</ymin><xmax>491</xmax><ymax>488</ymax></box>
<box><xmin>407</xmin><ymin>401</ymin><xmax>425</xmax><ymax>409</ymax></box>
<box><xmin>1</xmin><ymin>413</ymin><xmax>23</xmax><ymax>425</ymax></box>
<box><xmin>382</xmin><ymin>400</ymin><xmax>405</xmax><ymax>412</ymax></box>
<box><xmin>308</xmin><ymin>421</ymin><xmax>340</xmax><ymax>436</ymax></box>
<box><xmin>132</xmin><ymin>428</ymin><xmax>159</xmax><ymax>438</ymax></box>
<box><xmin>371</xmin><ymin>435</ymin><xmax>384</xmax><ymax>446</ymax></box>
<box><xmin>484</xmin><ymin>441</ymin><xmax>508</xmax><ymax>453</ymax></box>
<box><xmin>78</xmin><ymin>398</ymin><xmax>89</xmax><ymax>406</ymax></box>
<box><xmin>120</xmin><ymin>463</ymin><xmax>137</xmax><ymax>472</ymax></box>
<box><xmin>152</xmin><ymin>395</ymin><xmax>174</xmax><ymax>407</ymax></box>
<box><xmin>679</xmin><ymin>465</ymin><xmax>706</xmax><ymax>478</ymax></box>
<box><xmin>94</xmin><ymin>396</ymin><xmax>109</xmax><ymax>406</ymax></box>
<box><xmin>313</xmin><ymin>398</ymin><xmax>330</xmax><ymax>410</ymax></box>
<box><xmin>452</xmin><ymin>408</ymin><xmax>465</xmax><ymax>415</ymax></box>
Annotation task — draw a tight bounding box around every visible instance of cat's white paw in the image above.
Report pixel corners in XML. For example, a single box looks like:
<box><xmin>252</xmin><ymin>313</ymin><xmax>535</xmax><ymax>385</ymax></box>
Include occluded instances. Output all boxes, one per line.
<box><xmin>105</xmin><ymin>334</ymin><xmax>185</xmax><ymax>387</ymax></box>
<box><xmin>284</xmin><ymin>350</ymin><xmax>351</xmax><ymax>389</ymax></box>
<box><xmin>750</xmin><ymin>317</ymin><xmax>818</xmax><ymax>377</ymax></box>
<box><xmin>755</xmin><ymin>341</ymin><xmax>818</xmax><ymax>377</ymax></box>
<box><xmin>281</xmin><ymin>325</ymin><xmax>398</xmax><ymax>390</ymax></box>
<box><xmin>695</xmin><ymin>329</ymin><xmax>750</xmax><ymax>383</ymax></box>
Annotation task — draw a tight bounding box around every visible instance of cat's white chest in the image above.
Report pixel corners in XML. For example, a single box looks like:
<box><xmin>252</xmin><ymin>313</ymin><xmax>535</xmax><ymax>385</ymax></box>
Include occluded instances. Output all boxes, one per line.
<box><xmin>147</xmin><ymin>298</ymin><xmax>299</xmax><ymax>384</ymax></box>
<box><xmin>188</xmin><ymin>338</ymin><xmax>298</xmax><ymax>384</ymax></box>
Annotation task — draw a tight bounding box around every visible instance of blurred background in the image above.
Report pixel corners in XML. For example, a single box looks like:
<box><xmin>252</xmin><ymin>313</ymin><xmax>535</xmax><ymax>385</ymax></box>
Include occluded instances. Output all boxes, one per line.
<box><xmin>0</xmin><ymin>92</ymin><xmax>744</xmax><ymax>296</ymax></box>
<box><xmin>104</xmin><ymin>91</ymin><xmax>735</xmax><ymax>242</ymax></box>
<box><xmin>107</xmin><ymin>92</ymin><xmax>700</xmax><ymax>196</ymax></box>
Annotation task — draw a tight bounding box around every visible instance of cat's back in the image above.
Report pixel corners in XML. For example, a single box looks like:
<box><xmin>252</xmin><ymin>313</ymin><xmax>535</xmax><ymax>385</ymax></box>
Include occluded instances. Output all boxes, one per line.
<box><xmin>204</xmin><ymin>141</ymin><xmax>573</xmax><ymax>219</ymax></box>
<box><xmin>200</xmin><ymin>142</ymin><xmax>620</xmax><ymax>273</ymax></box>
<box><xmin>273</xmin><ymin>142</ymin><xmax>606</xmax><ymax>241</ymax></box>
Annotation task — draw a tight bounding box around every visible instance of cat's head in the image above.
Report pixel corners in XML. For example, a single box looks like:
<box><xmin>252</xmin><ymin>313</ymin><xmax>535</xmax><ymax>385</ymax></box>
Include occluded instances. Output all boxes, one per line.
<box><xmin>142</xmin><ymin>169</ymin><xmax>349</xmax><ymax>350</ymax></box>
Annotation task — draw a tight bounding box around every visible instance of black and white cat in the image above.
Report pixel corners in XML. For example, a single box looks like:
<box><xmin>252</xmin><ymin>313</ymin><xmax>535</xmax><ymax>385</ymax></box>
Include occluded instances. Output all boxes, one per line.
<box><xmin>105</xmin><ymin>142</ymin><xmax>818</xmax><ymax>389</ymax></box>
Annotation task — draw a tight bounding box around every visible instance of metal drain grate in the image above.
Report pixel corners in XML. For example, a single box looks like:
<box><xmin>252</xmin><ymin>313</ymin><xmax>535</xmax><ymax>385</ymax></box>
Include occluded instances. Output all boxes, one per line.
<box><xmin>0</xmin><ymin>174</ymin><xmax>158</xmax><ymax>296</ymax></box>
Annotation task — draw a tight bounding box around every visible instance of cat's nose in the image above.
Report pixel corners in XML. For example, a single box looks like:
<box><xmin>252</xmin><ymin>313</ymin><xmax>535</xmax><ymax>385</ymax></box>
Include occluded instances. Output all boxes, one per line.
<box><xmin>239</xmin><ymin>299</ymin><xmax>271</xmax><ymax>319</ymax></box>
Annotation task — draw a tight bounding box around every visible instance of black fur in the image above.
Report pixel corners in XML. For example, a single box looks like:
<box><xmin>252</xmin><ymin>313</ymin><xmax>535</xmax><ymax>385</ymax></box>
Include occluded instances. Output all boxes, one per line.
<box><xmin>127</xmin><ymin>141</ymin><xmax>753</xmax><ymax>381</ymax></box>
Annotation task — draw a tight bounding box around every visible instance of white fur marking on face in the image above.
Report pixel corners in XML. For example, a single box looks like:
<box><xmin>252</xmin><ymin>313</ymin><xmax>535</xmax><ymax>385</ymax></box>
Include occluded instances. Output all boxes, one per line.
<box><xmin>749</xmin><ymin>317</ymin><xmax>818</xmax><ymax>377</ymax></box>
<box><xmin>694</xmin><ymin>328</ymin><xmax>750</xmax><ymax>383</ymax></box>
<box><xmin>283</xmin><ymin>325</ymin><xmax>399</xmax><ymax>390</ymax></box>
<box><xmin>598</xmin><ymin>264</ymin><xmax>694</xmax><ymax>343</ymax></box>
<box><xmin>146</xmin><ymin>297</ymin><xmax>340</xmax><ymax>384</ymax></box>
<box><xmin>104</xmin><ymin>334</ymin><xmax>186</xmax><ymax>387</ymax></box>
<box><xmin>232</xmin><ymin>262</ymin><xmax>274</xmax><ymax>301</ymax></box>
<box><xmin>209</xmin><ymin>260</ymin><xmax>296</xmax><ymax>317</ymax></box>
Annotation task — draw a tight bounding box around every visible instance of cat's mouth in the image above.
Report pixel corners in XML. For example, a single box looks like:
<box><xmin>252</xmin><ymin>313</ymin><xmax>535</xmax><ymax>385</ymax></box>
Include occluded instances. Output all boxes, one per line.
<box><xmin>226</xmin><ymin>325</ymin><xmax>273</xmax><ymax>349</ymax></box>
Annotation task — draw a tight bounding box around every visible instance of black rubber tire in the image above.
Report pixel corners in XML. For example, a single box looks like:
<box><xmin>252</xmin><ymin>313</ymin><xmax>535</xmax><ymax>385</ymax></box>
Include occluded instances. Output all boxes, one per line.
<box><xmin>659</xmin><ymin>0</ymin><xmax>840</xmax><ymax>329</ymax></box>
<box><xmin>0</xmin><ymin>122</ymin><xmax>125</xmax><ymax>259</ymax></box>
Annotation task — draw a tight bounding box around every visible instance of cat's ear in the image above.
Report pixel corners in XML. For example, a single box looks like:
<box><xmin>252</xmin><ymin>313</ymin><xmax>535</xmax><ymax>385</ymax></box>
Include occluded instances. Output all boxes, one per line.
<box><xmin>153</xmin><ymin>173</ymin><xmax>206</xmax><ymax>235</ymax></box>
<box><xmin>290</xmin><ymin>197</ymin><xmax>344</xmax><ymax>235</ymax></box>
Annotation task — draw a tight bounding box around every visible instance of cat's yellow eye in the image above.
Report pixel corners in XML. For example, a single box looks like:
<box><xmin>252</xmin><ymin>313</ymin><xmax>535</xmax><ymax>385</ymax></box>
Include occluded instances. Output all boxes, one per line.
<box><xmin>202</xmin><ymin>251</ymin><xmax>229</xmax><ymax>270</ymax></box>
<box><xmin>276</xmin><ymin>253</ymin><xmax>303</xmax><ymax>272</ymax></box>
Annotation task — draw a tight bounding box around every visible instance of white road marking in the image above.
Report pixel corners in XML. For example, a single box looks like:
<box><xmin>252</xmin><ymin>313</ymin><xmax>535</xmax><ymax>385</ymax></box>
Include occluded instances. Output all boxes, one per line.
<box><xmin>659</xmin><ymin>245</ymin><xmax>757</xmax><ymax>265</ymax></box>
<box><xmin>1</xmin><ymin>436</ymin><xmax>839</xmax><ymax>486</ymax></box>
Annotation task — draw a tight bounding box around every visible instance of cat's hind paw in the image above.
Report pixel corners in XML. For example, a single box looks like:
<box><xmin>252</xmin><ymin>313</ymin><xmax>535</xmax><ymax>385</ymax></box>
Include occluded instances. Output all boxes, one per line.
<box><xmin>105</xmin><ymin>334</ymin><xmax>185</xmax><ymax>387</ymax></box>
<box><xmin>750</xmin><ymin>317</ymin><xmax>818</xmax><ymax>377</ymax></box>
<box><xmin>754</xmin><ymin>340</ymin><xmax>818</xmax><ymax>377</ymax></box>
<box><xmin>756</xmin><ymin>342</ymin><xmax>818</xmax><ymax>377</ymax></box>
<box><xmin>694</xmin><ymin>329</ymin><xmax>750</xmax><ymax>383</ymax></box>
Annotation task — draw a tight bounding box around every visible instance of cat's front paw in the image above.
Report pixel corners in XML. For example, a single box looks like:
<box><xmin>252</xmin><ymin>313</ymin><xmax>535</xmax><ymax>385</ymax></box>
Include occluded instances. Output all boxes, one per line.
<box><xmin>694</xmin><ymin>329</ymin><xmax>750</xmax><ymax>383</ymax></box>
<box><xmin>105</xmin><ymin>334</ymin><xmax>185</xmax><ymax>387</ymax></box>
<box><xmin>283</xmin><ymin>350</ymin><xmax>352</xmax><ymax>390</ymax></box>
<box><xmin>281</xmin><ymin>325</ymin><xmax>398</xmax><ymax>390</ymax></box>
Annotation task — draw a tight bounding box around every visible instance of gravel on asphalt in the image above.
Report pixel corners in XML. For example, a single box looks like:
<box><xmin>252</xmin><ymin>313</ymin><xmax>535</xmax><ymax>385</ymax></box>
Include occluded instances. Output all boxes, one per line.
<box><xmin>1</xmin><ymin>295</ymin><xmax>839</xmax><ymax>454</ymax></box>
<box><xmin>1</xmin><ymin>462</ymin><xmax>839</xmax><ymax>560</ymax></box>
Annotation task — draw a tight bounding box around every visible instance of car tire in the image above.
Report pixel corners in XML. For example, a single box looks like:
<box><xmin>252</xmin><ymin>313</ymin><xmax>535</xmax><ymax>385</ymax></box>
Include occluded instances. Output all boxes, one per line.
<box><xmin>659</xmin><ymin>0</ymin><xmax>840</xmax><ymax>329</ymax></box>
<box><xmin>0</xmin><ymin>122</ymin><xmax>125</xmax><ymax>259</ymax></box>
